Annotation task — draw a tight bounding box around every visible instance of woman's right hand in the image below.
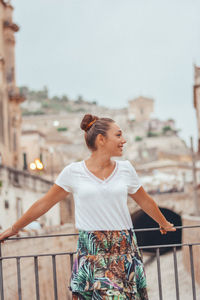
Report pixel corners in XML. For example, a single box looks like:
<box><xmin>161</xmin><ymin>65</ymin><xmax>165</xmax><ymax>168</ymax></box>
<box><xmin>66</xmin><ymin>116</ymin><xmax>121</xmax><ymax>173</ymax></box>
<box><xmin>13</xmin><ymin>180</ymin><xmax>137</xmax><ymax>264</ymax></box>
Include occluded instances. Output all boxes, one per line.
<box><xmin>0</xmin><ymin>227</ymin><xmax>19</xmax><ymax>243</ymax></box>
<box><xmin>159</xmin><ymin>221</ymin><xmax>176</xmax><ymax>235</ymax></box>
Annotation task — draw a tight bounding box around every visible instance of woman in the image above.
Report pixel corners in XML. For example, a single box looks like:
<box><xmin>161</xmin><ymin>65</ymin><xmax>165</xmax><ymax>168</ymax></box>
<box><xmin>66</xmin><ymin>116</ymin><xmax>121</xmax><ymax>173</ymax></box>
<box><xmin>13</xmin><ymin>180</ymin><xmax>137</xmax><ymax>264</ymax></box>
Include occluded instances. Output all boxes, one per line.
<box><xmin>0</xmin><ymin>114</ymin><xmax>176</xmax><ymax>300</ymax></box>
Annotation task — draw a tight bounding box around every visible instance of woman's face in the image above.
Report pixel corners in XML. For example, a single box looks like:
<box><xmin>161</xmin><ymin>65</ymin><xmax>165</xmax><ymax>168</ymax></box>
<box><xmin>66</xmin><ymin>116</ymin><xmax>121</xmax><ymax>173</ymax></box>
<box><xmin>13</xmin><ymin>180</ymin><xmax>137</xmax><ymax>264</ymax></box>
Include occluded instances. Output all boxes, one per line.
<box><xmin>97</xmin><ymin>122</ymin><xmax>127</xmax><ymax>156</ymax></box>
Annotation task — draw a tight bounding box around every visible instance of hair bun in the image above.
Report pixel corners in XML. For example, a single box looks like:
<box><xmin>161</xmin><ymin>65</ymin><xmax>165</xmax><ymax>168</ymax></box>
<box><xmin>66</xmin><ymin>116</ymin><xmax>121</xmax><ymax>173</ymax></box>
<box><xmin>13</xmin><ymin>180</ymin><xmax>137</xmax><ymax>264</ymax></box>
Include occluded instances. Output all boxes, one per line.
<box><xmin>80</xmin><ymin>114</ymin><xmax>99</xmax><ymax>132</ymax></box>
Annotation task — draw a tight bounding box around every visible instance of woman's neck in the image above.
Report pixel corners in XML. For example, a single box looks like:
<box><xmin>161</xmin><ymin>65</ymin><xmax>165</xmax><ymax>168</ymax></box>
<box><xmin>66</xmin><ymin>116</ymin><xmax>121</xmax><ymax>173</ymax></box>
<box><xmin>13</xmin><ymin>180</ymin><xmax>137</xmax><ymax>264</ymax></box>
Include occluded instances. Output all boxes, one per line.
<box><xmin>86</xmin><ymin>152</ymin><xmax>112</xmax><ymax>169</ymax></box>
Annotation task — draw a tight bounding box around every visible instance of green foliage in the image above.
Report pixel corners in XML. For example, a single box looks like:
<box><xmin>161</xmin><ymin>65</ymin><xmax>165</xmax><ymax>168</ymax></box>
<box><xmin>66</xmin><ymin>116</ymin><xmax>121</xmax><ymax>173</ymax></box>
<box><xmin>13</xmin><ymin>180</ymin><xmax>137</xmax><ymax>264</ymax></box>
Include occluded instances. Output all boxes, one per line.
<box><xmin>32</xmin><ymin>110</ymin><xmax>45</xmax><ymax>115</ymax></box>
<box><xmin>22</xmin><ymin>110</ymin><xmax>45</xmax><ymax>116</ymax></box>
<box><xmin>74</xmin><ymin>108</ymin><xmax>87</xmax><ymax>112</ymax></box>
<box><xmin>20</xmin><ymin>86</ymin><xmax>49</xmax><ymax>102</ymax></box>
<box><xmin>61</xmin><ymin>95</ymin><xmax>69</xmax><ymax>102</ymax></box>
<box><xmin>19</xmin><ymin>86</ymin><xmax>29</xmax><ymax>97</ymax></box>
<box><xmin>162</xmin><ymin>126</ymin><xmax>172</xmax><ymax>133</ymax></box>
<box><xmin>42</xmin><ymin>102</ymin><xmax>50</xmax><ymax>108</ymax></box>
<box><xmin>75</xmin><ymin>95</ymin><xmax>84</xmax><ymax>104</ymax></box>
<box><xmin>51</xmin><ymin>96</ymin><xmax>60</xmax><ymax>102</ymax></box>
<box><xmin>57</xmin><ymin>127</ymin><xmax>68</xmax><ymax>132</ymax></box>
<box><xmin>147</xmin><ymin>131</ymin><xmax>158</xmax><ymax>137</ymax></box>
<box><xmin>65</xmin><ymin>105</ymin><xmax>74</xmax><ymax>112</ymax></box>
<box><xmin>19</xmin><ymin>86</ymin><xmax>95</xmax><ymax>115</ymax></box>
<box><xmin>135</xmin><ymin>136</ymin><xmax>143</xmax><ymax>142</ymax></box>
<box><xmin>0</xmin><ymin>180</ymin><xmax>2</xmax><ymax>188</ymax></box>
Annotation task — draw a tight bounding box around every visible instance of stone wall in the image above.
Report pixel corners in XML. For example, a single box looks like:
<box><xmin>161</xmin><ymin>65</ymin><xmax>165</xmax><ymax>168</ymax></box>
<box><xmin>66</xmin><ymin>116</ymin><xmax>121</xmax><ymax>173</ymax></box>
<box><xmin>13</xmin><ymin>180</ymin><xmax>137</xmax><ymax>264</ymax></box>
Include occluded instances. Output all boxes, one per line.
<box><xmin>0</xmin><ymin>165</ymin><xmax>62</xmax><ymax>230</ymax></box>
<box><xmin>0</xmin><ymin>224</ymin><xmax>78</xmax><ymax>300</ymax></box>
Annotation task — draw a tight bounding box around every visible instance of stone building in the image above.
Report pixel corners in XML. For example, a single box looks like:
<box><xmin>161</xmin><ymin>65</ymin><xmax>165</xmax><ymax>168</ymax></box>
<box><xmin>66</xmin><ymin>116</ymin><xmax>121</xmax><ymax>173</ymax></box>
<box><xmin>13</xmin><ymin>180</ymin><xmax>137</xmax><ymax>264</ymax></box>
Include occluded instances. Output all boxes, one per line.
<box><xmin>0</xmin><ymin>0</ymin><xmax>24</xmax><ymax>169</ymax></box>
<box><xmin>194</xmin><ymin>64</ymin><xmax>200</xmax><ymax>152</ymax></box>
<box><xmin>0</xmin><ymin>165</ymin><xmax>59</xmax><ymax>230</ymax></box>
<box><xmin>21</xmin><ymin>129</ymin><xmax>46</xmax><ymax>171</ymax></box>
<box><xmin>20</xmin><ymin>103</ymin><xmax>191</xmax><ymax>180</ymax></box>
<box><xmin>128</xmin><ymin>96</ymin><xmax>154</xmax><ymax>122</ymax></box>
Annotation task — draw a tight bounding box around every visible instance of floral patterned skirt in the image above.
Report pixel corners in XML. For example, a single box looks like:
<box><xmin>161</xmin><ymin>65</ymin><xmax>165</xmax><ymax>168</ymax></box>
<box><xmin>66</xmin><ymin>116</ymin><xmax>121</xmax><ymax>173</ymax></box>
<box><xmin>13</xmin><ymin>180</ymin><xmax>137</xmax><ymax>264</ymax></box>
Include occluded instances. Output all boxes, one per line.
<box><xmin>70</xmin><ymin>228</ymin><xmax>149</xmax><ymax>300</ymax></box>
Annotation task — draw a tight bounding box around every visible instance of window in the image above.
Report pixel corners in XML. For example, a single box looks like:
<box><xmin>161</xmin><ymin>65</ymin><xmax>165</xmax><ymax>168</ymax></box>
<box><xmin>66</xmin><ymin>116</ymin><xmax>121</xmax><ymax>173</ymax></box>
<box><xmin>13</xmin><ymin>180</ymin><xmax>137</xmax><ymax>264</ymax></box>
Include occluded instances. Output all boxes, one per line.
<box><xmin>23</xmin><ymin>152</ymin><xmax>28</xmax><ymax>170</ymax></box>
<box><xmin>16</xmin><ymin>197</ymin><xmax>23</xmax><ymax>219</ymax></box>
<box><xmin>4</xmin><ymin>200</ymin><xmax>9</xmax><ymax>209</ymax></box>
<box><xmin>13</xmin><ymin>131</ymin><xmax>17</xmax><ymax>151</ymax></box>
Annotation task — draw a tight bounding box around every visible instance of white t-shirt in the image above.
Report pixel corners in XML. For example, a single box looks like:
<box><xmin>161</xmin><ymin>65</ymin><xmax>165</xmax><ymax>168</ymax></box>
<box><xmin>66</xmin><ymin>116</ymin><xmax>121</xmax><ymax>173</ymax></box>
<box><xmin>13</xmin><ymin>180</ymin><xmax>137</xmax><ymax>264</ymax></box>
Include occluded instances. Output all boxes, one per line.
<box><xmin>55</xmin><ymin>160</ymin><xmax>142</xmax><ymax>231</ymax></box>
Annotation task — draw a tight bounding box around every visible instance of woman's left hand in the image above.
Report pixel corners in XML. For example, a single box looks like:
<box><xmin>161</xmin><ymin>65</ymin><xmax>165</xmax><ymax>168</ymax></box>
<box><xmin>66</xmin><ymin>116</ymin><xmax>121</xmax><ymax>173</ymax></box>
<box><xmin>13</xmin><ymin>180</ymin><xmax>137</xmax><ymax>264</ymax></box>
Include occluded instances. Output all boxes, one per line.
<box><xmin>159</xmin><ymin>221</ymin><xmax>176</xmax><ymax>235</ymax></box>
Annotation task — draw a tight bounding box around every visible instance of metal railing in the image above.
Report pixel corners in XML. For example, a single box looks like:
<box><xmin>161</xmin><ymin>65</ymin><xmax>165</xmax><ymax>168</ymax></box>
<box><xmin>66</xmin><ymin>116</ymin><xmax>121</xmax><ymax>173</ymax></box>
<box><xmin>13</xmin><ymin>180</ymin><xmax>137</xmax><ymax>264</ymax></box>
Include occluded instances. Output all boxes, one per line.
<box><xmin>0</xmin><ymin>225</ymin><xmax>200</xmax><ymax>300</ymax></box>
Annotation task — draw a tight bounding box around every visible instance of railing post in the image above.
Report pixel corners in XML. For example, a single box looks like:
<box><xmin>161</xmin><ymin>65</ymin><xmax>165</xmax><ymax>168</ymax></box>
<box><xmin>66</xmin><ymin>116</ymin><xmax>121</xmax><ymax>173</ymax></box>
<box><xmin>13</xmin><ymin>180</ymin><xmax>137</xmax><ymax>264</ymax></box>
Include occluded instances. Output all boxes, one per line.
<box><xmin>34</xmin><ymin>256</ymin><xmax>40</xmax><ymax>300</ymax></box>
<box><xmin>16</xmin><ymin>257</ymin><xmax>22</xmax><ymax>300</ymax></box>
<box><xmin>189</xmin><ymin>245</ymin><xmax>197</xmax><ymax>300</ymax></box>
<box><xmin>0</xmin><ymin>243</ymin><xmax>4</xmax><ymax>300</ymax></box>
<box><xmin>173</xmin><ymin>247</ymin><xmax>180</xmax><ymax>300</ymax></box>
<box><xmin>156</xmin><ymin>248</ymin><xmax>163</xmax><ymax>300</ymax></box>
<box><xmin>52</xmin><ymin>255</ymin><xmax>58</xmax><ymax>300</ymax></box>
<box><xmin>70</xmin><ymin>253</ymin><xmax>74</xmax><ymax>271</ymax></box>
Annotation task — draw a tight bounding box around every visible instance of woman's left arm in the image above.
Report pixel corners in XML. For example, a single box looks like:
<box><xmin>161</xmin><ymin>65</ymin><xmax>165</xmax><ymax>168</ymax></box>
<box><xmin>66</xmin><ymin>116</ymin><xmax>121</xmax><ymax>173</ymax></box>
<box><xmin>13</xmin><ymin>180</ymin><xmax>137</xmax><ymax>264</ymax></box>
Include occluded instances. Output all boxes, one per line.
<box><xmin>129</xmin><ymin>186</ymin><xmax>176</xmax><ymax>234</ymax></box>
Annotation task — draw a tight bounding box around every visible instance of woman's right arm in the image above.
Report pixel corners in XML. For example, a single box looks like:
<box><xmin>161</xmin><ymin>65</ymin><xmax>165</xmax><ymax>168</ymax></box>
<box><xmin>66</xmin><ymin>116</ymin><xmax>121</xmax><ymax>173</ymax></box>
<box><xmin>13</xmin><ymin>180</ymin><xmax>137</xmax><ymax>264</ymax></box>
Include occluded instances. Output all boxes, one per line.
<box><xmin>0</xmin><ymin>184</ymin><xmax>69</xmax><ymax>242</ymax></box>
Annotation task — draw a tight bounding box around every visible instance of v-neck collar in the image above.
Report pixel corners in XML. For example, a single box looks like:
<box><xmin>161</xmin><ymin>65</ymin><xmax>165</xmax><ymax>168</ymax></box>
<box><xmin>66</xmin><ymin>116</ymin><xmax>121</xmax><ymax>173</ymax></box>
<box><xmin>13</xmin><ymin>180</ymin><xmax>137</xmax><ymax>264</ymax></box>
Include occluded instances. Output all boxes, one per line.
<box><xmin>82</xmin><ymin>160</ymin><xmax>118</xmax><ymax>184</ymax></box>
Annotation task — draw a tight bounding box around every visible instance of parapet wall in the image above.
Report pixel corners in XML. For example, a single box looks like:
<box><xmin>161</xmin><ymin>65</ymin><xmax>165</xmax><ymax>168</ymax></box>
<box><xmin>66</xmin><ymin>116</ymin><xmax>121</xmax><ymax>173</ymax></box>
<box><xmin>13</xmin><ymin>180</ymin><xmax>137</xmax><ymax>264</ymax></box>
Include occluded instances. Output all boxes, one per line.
<box><xmin>0</xmin><ymin>165</ymin><xmax>61</xmax><ymax>229</ymax></box>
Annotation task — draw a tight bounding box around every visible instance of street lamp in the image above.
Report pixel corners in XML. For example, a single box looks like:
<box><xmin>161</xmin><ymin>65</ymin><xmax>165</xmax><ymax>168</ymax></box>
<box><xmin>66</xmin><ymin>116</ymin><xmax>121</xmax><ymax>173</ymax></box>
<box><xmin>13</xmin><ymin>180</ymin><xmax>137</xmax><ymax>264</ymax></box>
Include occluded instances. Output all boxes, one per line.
<box><xmin>29</xmin><ymin>158</ymin><xmax>44</xmax><ymax>173</ymax></box>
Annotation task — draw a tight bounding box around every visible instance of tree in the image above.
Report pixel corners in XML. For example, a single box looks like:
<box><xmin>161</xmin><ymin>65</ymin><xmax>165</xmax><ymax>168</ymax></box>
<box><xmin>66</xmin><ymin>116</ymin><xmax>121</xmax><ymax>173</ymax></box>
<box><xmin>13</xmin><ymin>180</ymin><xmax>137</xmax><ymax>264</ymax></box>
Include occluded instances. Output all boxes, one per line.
<box><xmin>135</xmin><ymin>136</ymin><xmax>143</xmax><ymax>142</ymax></box>
<box><xmin>162</xmin><ymin>126</ymin><xmax>172</xmax><ymax>134</ymax></box>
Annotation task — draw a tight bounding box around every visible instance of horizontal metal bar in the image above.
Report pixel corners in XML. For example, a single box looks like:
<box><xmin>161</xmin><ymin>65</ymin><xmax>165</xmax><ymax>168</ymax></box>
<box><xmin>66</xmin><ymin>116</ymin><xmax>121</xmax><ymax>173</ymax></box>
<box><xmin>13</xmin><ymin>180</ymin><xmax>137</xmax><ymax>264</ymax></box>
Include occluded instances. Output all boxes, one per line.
<box><xmin>1</xmin><ymin>225</ymin><xmax>200</xmax><ymax>242</ymax></box>
<box><xmin>134</xmin><ymin>225</ymin><xmax>200</xmax><ymax>232</ymax></box>
<box><xmin>139</xmin><ymin>242</ymin><xmax>200</xmax><ymax>250</ymax></box>
<box><xmin>1</xmin><ymin>233</ymin><xmax>79</xmax><ymax>241</ymax></box>
<box><xmin>0</xmin><ymin>252</ymin><xmax>77</xmax><ymax>260</ymax></box>
<box><xmin>0</xmin><ymin>242</ymin><xmax>200</xmax><ymax>260</ymax></box>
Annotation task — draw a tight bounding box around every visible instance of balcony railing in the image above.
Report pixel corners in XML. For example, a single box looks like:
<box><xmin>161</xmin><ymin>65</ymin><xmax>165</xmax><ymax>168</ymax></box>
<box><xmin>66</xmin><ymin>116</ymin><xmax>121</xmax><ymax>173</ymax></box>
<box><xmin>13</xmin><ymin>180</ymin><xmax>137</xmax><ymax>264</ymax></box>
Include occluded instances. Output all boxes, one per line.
<box><xmin>0</xmin><ymin>225</ymin><xmax>200</xmax><ymax>300</ymax></box>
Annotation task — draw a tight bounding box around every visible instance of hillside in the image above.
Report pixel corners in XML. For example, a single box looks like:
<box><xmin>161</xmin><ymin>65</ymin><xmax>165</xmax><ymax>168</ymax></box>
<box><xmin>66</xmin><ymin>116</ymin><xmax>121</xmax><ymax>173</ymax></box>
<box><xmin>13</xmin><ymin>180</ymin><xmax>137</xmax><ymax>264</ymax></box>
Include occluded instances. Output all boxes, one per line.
<box><xmin>20</xmin><ymin>86</ymin><xmax>190</xmax><ymax>170</ymax></box>
<box><xmin>19</xmin><ymin>86</ymin><xmax>99</xmax><ymax>115</ymax></box>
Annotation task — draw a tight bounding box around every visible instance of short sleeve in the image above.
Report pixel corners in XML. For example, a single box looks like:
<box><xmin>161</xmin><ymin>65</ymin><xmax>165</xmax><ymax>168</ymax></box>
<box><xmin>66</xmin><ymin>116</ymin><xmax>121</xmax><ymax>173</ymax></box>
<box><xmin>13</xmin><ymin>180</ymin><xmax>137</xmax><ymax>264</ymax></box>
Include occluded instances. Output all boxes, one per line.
<box><xmin>126</xmin><ymin>160</ymin><xmax>142</xmax><ymax>194</ymax></box>
<box><xmin>55</xmin><ymin>163</ymin><xmax>73</xmax><ymax>193</ymax></box>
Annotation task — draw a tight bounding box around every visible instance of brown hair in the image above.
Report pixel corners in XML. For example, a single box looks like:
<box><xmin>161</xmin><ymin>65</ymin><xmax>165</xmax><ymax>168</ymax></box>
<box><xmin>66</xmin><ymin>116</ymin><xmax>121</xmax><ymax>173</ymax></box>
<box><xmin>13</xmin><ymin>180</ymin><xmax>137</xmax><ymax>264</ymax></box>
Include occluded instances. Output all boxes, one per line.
<box><xmin>80</xmin><ymin>114</ymin><xmax>114</xmax><ymax>151</ymax></box>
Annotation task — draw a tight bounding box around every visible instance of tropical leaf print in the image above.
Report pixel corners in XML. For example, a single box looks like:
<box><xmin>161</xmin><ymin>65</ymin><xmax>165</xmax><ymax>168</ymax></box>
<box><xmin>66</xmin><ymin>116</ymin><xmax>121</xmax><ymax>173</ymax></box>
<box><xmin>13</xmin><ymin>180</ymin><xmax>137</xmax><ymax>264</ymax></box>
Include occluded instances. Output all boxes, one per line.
<box><xmin>70</xmin><ymin>228</ymin><xmax>149</xmax><ymax>300</ymax></box>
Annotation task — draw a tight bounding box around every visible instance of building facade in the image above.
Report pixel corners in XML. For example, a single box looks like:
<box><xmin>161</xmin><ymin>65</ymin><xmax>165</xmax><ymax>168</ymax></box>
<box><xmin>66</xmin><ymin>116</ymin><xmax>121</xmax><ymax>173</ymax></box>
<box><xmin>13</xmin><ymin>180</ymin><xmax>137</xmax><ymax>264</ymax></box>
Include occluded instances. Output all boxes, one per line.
<box><xmin>128</xmin><ymin>96</ymin><xmax>154</xmax><ymax>122</ymax></box>
<box><xmin>0</xmin><ymin>164</ymin><xmax>61</xmax><ymax>230</ymax></box>
<box><xmin>0</xmin><ymin>0</ymin><xmax>24</xmax><ymax>169</ymax></box>
<box><xmin>194</xmin><ymin>64</ymin><xmax>200</xmax><ymax>152</ymax></box>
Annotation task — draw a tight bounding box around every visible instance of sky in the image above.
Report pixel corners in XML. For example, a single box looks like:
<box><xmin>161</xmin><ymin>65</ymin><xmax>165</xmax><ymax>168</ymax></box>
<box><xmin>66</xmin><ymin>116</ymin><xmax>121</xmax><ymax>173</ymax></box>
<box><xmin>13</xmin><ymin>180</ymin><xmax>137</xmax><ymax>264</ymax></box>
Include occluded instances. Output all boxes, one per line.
<box><xmin>13</xmin><ymin>0</ymin><xmax>200</xmax><ymax>148</ymax></box>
